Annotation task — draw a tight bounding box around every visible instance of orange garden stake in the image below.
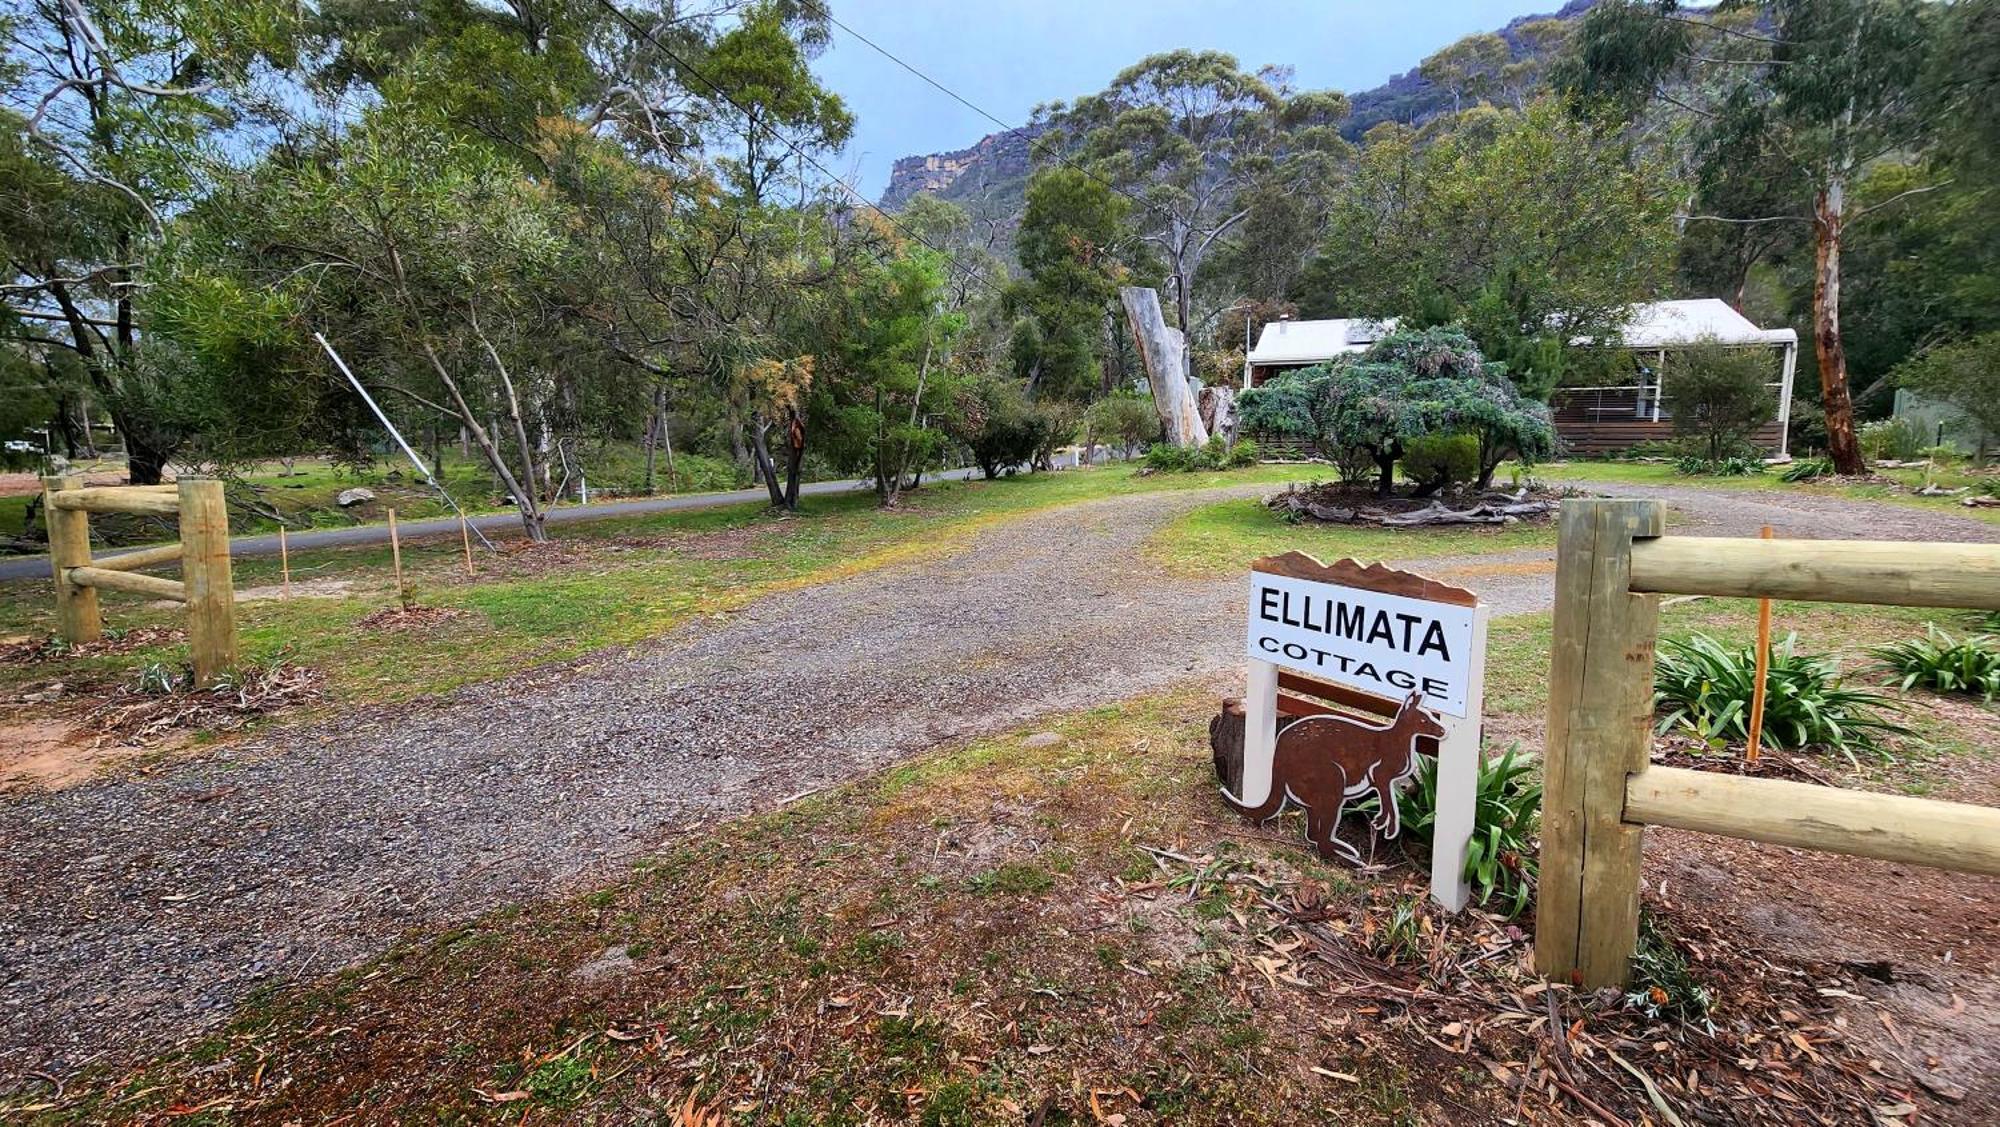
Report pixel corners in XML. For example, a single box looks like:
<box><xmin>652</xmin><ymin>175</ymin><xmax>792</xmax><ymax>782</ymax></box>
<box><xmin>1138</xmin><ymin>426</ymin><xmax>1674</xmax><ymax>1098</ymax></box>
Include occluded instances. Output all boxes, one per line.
<box><xmin>459</xmin><ymin>513</ymin><xmax>474</xmax><ymax>577</ymax></box>
<box><xmin>1746</xmin><ymin>525</ymin><xmax>1775</xmax><ymax>763</ymax></box>
<box><xmin>278</xmin><ymin>525</ymin><xmax>291</xmax><ymax>592</ymax></box>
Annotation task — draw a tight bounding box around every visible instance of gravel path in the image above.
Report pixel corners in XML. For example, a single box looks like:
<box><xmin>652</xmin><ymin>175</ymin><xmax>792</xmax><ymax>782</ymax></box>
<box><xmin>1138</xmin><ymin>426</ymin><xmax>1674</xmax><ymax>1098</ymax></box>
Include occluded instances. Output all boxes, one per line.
<box><xmin>2</xmin><ymin>480</ymin><xmax>1993</xmax><ymax>1080</ymax></box>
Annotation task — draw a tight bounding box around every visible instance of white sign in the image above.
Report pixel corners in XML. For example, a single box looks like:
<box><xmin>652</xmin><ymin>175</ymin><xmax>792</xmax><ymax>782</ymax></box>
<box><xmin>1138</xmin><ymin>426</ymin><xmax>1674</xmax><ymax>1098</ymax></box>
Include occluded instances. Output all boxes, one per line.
<box><xmin>1245</xmin><ymin>569</ymin><xmax>1478</xmax><ymax>718</ymax></box>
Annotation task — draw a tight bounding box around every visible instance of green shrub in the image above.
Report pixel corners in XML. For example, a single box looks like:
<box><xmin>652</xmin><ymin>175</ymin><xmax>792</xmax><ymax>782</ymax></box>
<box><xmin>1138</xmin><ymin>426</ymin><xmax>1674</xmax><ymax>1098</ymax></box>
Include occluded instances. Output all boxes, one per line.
<box><xmin>1619</xmin><ymin>438</ymin><xmax>1685</xmax><ymax>461</ymax></box>
<box><xmin>1082</xmin><ymin>394</ymin><xmax>1157</xmax><ymax>457</ymax></box>
<box><xmin>1860</xmin><ymin>417</ymin><xmax>1926</xmax><ymax>462</ymax></box>
<box><xmin>1674</xmin><ymin>454</ymin><xmax>1764</xmax><ymax>477</ymax></box>
<box><xmin>1871</xmin><ymin>625</ymin><xmax>2000</xmax><ymax>702</ymax></box>
<box><xmin>1401</xmin><ymin>433</ymin><xmax>1480</xmax><ymax>490</ymax></box>
<box><xmin>1143</xmin><ymin>436</ymin><xmax>1258</xmax><ymax>473</ymax></box>
<box><xmin>1654</xmin><ymin>633</ymin><xmax>1909</xmax><ymax>765</ymax></box>
<box><xmin>1780</xmin><ymin>457</ymin><xmax>1835</xmax><ymax>482</ymax></box>
<box><xmin>664</xmin><ymin>453</ymin><xmax>745</xmax><ymax>493</ymax></box>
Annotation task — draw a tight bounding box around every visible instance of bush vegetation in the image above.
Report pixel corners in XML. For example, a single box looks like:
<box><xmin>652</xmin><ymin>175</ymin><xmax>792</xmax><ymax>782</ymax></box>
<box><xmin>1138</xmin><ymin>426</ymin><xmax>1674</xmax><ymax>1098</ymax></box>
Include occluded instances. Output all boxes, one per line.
<box><xmin>1664</xmin><ymin>337</ymin><xmax>1777</xmax><ymax>462</ymax></box>
<box><xmin>1142</xmin><ymin>436</ymin><xmax>1259</xmax><ymax>473</ymax></box>
<box><xmin>1860</xmin><ymin>418</ymin><xmax>1927</xmax><ymax>462</ymax></box>
<box><xmin>1870</xmin><ymin>625</ymin><xmax>2000</xmax><ymax>702</ymax></box>
<box><xmin>1653</xmin><ymin>633</ymin><xmax>1909</xmax><ymax>765</ymax></box>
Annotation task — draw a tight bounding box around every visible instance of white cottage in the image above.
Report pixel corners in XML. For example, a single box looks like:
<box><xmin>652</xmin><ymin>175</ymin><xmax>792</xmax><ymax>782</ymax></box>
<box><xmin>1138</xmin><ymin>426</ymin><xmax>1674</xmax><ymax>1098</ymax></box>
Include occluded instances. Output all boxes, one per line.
<box><xmin>1242</xmin><ymin>300</ymin><xmax>1800</xmax><ymax>457</ymax></box>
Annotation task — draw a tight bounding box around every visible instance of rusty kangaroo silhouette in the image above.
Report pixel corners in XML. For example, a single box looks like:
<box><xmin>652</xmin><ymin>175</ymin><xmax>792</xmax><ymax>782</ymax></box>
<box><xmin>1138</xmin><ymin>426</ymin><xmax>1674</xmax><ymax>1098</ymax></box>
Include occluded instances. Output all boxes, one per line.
<box><xmin>1216</xmin><ymin>692</ymin><xmax>1445</xmax><ymax>864</ymax></box>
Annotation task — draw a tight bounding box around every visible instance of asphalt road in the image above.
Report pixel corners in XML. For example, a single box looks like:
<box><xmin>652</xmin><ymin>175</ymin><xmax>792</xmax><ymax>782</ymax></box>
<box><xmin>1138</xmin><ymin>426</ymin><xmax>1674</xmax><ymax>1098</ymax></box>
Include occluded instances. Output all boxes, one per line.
<box><xmin>0</xmin><ymin>469</ymin><xmax>981</xmax><ymax>582</ymax></box>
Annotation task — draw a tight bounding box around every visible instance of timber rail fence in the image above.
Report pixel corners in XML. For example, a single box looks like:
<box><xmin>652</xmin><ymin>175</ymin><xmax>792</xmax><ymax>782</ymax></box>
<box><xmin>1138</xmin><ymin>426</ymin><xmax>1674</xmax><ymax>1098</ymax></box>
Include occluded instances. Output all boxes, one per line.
<box><xmin>41</xmin><ymin>472</ymin><xmax>237</xmax><ymax>687</ymax></box>
<box><xmin>1536</xmin><ymin>498</ymin><xmax>2000</xmax><ymax>988</ymax></box>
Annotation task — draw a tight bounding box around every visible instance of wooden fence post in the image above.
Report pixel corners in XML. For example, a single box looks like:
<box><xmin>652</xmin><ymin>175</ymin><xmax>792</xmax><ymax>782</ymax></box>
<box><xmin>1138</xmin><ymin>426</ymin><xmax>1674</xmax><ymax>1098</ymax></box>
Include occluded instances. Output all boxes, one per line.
<box><xmin>43</xmin><ymin>472</ymin><xmax>101</xmax><ymax>644</ymax></box>
<box><xmin>1536</xmin><ymin>499</ymin><xmax>1663</xmax><ymax>988</ymax></box>
<box><xmin>178</xmin><ymin>477</ymin><xmax>237</xmax><ymax>687</ymax></box>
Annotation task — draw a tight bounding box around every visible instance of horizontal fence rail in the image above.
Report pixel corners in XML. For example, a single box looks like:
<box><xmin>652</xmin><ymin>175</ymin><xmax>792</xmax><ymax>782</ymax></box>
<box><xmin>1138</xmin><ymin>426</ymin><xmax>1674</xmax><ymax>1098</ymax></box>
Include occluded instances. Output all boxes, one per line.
<box><xmin>1626</xmin><ymin>766</ymin><xmax>2000</xmax><ymax>877</ymax></box>
<box><xmin>1631</xmin><ymin>536</ymin><xmax>2000</xmax><ymax>610</ymax></box>
<box><xmin>47</xmin><ymin>485</ymin><xmax>181</xmax><ymax>515</ymax></box>
<box><xmin>1537</xmin><ymin>498</ymin><xmax>2000</xmax><ymax>989</ymax></box>
<box><xmin>88</xmin><ymin>542</ymin><xmax>185</xmax><ymax>572</ymax></box>
<box><xmin>67</xmin><ymin>566</ymin><xmax>187</xmax><ymax>602</ymax></box>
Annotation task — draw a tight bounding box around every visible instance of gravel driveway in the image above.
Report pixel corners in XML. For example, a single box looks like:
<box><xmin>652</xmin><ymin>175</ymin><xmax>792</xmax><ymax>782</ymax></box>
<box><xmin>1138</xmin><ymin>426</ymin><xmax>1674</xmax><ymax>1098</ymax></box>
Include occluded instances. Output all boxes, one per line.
<box><xmin>3</xmin><ymin>479</ymin><xmax>1993</xmax><ymax>1080</ymax></box>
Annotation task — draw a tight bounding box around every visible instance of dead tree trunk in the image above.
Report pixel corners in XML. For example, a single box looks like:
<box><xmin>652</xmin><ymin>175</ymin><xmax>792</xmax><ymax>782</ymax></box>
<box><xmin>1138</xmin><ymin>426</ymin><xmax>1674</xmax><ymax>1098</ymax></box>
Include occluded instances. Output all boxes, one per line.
<box><xmin>1199</xmin><ymin>385</ymin><xmax>1239</xmax><ymax>446</ymax></box>
<box><xmin>1120</xmin><ymin>286</ymin><xmax>1208</xmax><ymax>448</ymax></box>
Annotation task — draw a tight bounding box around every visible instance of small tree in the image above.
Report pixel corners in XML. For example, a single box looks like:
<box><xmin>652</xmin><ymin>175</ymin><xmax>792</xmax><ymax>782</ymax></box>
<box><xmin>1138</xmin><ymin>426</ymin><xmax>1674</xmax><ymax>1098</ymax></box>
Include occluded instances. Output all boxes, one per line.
<box><xmin>1082</xmin><ymin>394</ymin><xmax>1158</xmax><ymax>460</ymax></box>
<box><xmin>949</xmin><ymin>377</ymin><xmax>1044</xmax><ymax>480</ymax></box>
<box><xmin>1665</xmin><ymin>338</ymin><xmax>1778</xmax><ymax>462</ymax></box>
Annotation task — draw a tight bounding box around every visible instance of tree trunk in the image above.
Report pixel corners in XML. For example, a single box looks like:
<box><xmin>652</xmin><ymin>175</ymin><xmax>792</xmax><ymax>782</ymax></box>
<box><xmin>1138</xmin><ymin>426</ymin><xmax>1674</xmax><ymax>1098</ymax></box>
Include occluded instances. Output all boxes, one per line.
<box><xmin>1375</xmin><ymin>449</ymin><xmax>1398</xmax><ymax>497</ymax></box>
<box><xmin>420</xmin><ymin>339</ymin><xmax>545</xmax><ymax>541</ymax></box>
<box><xmin>1120</xmin><ymin>287</ymin><xmax>1209</xmax><ymax>448</ymax></box>
<box><xmin>125</xmin><ymin>439</ymin><xmax>169</xmax><ymax>487</ymax></box>
<box><xmin>781</xmin><ymin>408</ymin><xmax>805</xmax><ymax>511</ymax></box>
<box><xmin>1199</xmin><ymin>385</ymin><xmax>1238</xmax><ymax>445</ymax></box>
<box><xmin>643</xmin><ymin>381</ymin><xmax>664</xmax><ymax>495</ymax></box>
<box><xmin>730</xmin><ymin>414</ymin><xmax>752</xmax><ymax>480</ymax></box>
<box><xmin>1813</xmin><ymin>181</ymin><xmax>1865</xmax><ymax>475</ymax></box>
<box><xmin>749</xmin><ymin>418</ymin><xmax>785</xmax><ymax>507</ymax></box>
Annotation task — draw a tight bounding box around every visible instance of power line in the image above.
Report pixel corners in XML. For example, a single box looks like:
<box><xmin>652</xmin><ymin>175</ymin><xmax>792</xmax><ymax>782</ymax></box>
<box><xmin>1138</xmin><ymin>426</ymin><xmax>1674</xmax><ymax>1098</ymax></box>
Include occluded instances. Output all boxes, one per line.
<box><xmin>589</xmin><ymin>0</ymin><xmax>1006</xmax><ymax>299</ymax></box>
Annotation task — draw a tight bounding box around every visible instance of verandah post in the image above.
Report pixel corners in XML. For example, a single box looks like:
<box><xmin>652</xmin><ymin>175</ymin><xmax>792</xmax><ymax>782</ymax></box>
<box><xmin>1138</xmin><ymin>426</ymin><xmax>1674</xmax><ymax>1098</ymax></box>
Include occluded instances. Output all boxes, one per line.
<box><xmin>179</xmin><ymin>477</ymin><xmax>238</xmax><ymax>688</ymax></box>
<box><xmin>43</xmin><ymin>472</ymin><xmax>101</xmax><ymax>644</ymax></box>
<box><xmin>1535</xmin><ymin>498</ymin><xmax>1663</xmax><ymax>988</ymax></box>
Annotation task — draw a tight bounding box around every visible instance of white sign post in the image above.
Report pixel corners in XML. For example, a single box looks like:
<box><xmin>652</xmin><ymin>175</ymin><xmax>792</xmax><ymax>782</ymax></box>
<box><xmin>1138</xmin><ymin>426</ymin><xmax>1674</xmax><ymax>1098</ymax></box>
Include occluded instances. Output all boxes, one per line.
<box><xmin>1235</xmin><ymin>553</ymin><xmax>1487</xmax><ymax>912</ymax></box>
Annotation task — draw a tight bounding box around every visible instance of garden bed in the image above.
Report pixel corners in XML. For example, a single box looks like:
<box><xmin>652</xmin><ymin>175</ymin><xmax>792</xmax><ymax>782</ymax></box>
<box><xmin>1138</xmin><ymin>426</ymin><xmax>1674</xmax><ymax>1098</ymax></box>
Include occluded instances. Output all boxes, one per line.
<box><xmin>1267</xmin><ymin>482</ymin><xmax>1564</xmax><ymax>527</ymax></box>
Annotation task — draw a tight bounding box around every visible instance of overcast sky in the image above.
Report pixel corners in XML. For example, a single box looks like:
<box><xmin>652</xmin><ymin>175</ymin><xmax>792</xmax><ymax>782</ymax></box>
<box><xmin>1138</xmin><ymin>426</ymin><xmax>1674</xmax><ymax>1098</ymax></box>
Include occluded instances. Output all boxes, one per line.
<box><xmin>811</xmin><ymin>0</ymin><xmax>1564</xmax><ymax>201</ymax></box>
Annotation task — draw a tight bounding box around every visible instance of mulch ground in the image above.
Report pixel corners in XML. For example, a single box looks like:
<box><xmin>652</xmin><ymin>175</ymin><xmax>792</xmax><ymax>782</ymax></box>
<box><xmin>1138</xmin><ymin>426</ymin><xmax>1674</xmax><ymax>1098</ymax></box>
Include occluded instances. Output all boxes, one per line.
<box><xmin>8</xmin><ymin>686</ymin><xmax>1985</xmax><ymax>1126</ymax></box>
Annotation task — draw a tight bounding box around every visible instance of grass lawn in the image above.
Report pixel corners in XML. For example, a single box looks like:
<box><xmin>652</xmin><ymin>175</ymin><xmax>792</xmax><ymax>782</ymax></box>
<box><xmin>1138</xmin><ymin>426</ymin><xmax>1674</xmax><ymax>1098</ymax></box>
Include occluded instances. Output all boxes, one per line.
<box><xmin>1146</xmin><ymin>496</ymin><xmax>1558</xmax><ymax>578</ymax></box>
<box><xmin>1534</xmin><ymin>457</ymin><xmax>2000</xmax><ymax>525</ymax></box>
<box><xmin>0</xmin><ymin>464</ymin><xmax>1308</xmax><ymax>710</ymax></box>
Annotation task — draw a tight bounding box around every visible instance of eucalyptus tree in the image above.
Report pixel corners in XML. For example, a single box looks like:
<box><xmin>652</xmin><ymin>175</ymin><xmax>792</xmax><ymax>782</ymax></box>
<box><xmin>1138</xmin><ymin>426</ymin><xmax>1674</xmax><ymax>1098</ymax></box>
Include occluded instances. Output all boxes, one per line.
<box><xmin>189</xmin><ymin>104</ymin><xmax>626</xmax><ymax>541</ymax></box>
<box><xmin>1</xmin><ymin>0</ymin><xmax>298</xmax><ymax>482</ymax></box>
<box><xmin>1562</xmin><ymin>0</ymin><xmax>1957</xmax><ymax>473</ymax></box>
<box><xmin>1038</xmin><ymin>52</ymin><xmax>1348</xmax><ymax>353</ymax></box>
<box><xmin>1294</xmin><ymin>102</ymin><xmax>1677</xmax><ymax>397</ymax></box>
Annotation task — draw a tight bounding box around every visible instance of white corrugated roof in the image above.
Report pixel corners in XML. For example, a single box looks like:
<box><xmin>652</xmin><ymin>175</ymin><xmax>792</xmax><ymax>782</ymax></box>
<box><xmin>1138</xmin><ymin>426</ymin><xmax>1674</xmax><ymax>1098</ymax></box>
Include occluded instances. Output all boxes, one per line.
<box><xmin>1247</xmin><ymin>318</ymin><xmax>1398</xmax><ymax>365</ymax></box>
<box><xmin>1612</xmin><ymin>299</ymin><xmax>1797</xmax><ymax>348</ymax></box>
<box><xmin>1252</xmin><ymin>301</ymin><xmax>1796</xmax><ymax>364</ymax></box>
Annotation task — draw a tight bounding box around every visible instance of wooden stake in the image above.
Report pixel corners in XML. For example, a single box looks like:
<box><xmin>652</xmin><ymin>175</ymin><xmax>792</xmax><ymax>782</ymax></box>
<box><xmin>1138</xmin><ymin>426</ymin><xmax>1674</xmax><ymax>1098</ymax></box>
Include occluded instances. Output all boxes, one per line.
<box><xmin>1746</xmin><ymin>525</ymin><xmax>1775</xmax><ymax>764</ymax></box>
<box><xmin>279</xmin><ymin>525</ymin><xmax>291</xmax><ymax>592</ymax></box>
<box><xmin>179</xmin><ymin>478</ymin><xmax>237</xmax><ymax>687</ymax></box>
<box><xmin>459</xmin><ymin>512</ymin><xmax>474</xmax><ymax>577</ymax></box>
<box><xmin>43</xmin><ymin>472</ymin><xmax>101</xmax><ymax>643</ymax></box>
<box><xmin>387</xmin><ymin>507</ymin><xmax>405</xmax><ymax>601</ymax></box>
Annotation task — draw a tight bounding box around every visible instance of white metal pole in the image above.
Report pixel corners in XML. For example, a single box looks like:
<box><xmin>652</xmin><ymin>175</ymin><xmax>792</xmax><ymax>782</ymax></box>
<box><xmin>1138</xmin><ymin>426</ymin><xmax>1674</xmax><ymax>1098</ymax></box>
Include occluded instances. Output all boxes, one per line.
<box><xmin>314</xmin><ymin>331</ymin><xmax>496</xmax><ymax>551</ymax></box>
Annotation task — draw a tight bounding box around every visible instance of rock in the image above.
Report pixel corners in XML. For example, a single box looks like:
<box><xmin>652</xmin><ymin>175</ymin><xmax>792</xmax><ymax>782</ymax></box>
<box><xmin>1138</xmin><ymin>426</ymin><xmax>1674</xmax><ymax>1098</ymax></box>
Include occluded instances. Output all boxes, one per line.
<box><xmin>335</xmin><ymin>487</ymin><xmax>376</xmax><ymax>508</ymax></box>
<box><xmin>1021</xmin><ymin>732</ymin><xmax>1061</xmax><ymax>749</ymax></box>
<box><xmin>569</xmin><ymin>945</ymin><xmax>636</xmax><ymax>983</ymax></box>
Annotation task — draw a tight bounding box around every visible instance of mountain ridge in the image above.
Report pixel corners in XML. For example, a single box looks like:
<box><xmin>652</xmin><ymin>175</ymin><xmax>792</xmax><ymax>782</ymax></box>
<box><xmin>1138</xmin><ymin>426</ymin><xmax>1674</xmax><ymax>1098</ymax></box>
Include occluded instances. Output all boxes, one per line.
<box><xmin>875</xmin><ymin>0</ymin><xmax>1596</xmax><ymax>215</ymax></box>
